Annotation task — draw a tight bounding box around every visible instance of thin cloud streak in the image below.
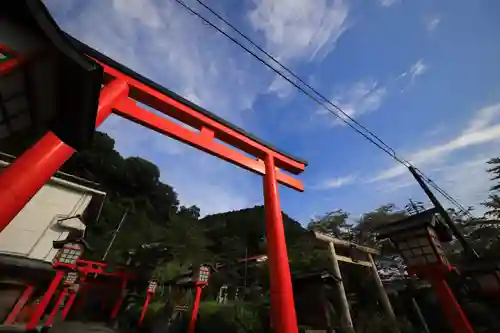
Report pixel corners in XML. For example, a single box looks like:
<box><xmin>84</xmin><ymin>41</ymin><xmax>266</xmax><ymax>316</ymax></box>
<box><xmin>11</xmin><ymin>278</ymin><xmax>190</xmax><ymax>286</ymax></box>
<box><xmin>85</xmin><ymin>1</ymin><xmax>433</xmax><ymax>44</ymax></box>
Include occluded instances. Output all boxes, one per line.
<box><xmin>249</xmin><ymin>0</ymin><xmax>350</xmax><ymax>62</ymax></box>
<box><xmin>316</xmin><ymin>78</ymin><xmax>388</xmax><ymax>125</ymax></box>
<box><xmin>369</xmin><ymin>102</ymin><xmax>500</xmax><ymax>182</ymax></box>
<box><xmin>313</xmin><ymin>175</ymin><xmax>356</xmax><ymax>190</ymax></box>
<box><xmin>424</xmin><ymin>14</ymin><xmax>441</xmax><ymax>32</ymax></box>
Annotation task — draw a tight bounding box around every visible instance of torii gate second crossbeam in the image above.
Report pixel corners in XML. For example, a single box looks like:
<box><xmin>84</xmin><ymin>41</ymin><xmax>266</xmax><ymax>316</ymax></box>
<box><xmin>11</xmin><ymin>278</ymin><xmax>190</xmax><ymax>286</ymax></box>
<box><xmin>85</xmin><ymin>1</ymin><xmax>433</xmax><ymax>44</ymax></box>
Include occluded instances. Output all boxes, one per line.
<box><xmin>0</xmin><ymin>33</ymin><xmax>307</xmax><ymax>333</ymax></box>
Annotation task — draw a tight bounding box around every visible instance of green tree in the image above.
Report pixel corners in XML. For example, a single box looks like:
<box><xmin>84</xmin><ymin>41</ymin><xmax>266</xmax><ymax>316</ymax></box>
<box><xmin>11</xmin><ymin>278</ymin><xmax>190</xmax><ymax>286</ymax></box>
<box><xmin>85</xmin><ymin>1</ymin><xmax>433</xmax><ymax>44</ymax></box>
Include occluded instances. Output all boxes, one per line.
<box><xmin>483</xmin><ymin>157</ymin><xmax>500</xmax><ymax>218</ymax></box>
<box><xmin>307</xmin><ymin>209</ymin><xmax>352</xmax><ymax>237</ymax></box>
<box><xmin>355</xmin><ymin>204</ymin><xmax>407</xmax><ymax>247</ymax></box>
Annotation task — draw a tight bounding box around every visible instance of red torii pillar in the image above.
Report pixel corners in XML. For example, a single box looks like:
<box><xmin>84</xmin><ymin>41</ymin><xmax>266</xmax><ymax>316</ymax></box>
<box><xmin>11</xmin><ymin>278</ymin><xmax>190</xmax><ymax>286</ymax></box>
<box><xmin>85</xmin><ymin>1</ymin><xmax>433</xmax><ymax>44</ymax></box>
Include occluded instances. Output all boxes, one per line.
<box><xmin>0</xmin><ymin>44</ymin><xmax>305</xmax><ymax>333</ymax></box>
<box><xmin>263</xmin><ymin>154</ymin><xmax>298</xmax><ymax>333</ymax></box>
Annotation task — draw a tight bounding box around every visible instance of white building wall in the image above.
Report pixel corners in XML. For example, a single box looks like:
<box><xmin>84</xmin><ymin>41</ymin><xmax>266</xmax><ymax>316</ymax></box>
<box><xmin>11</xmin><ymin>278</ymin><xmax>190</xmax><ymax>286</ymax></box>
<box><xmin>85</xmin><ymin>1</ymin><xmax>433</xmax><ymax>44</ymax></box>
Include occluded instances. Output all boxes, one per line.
<box><xmin>0</xmin><ymin>164</ymin><xmax>104</xmax><ymax>263</ymax></box>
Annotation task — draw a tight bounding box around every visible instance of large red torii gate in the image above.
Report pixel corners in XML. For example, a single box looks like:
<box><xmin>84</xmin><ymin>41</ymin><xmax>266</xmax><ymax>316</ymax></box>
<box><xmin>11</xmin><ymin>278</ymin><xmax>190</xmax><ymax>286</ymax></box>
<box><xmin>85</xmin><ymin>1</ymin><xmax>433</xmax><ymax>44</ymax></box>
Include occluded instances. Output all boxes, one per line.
<box><xmin>0</xmin><ymin>18</ymin><xmax>307</xmax><ymax>333</ymax></box>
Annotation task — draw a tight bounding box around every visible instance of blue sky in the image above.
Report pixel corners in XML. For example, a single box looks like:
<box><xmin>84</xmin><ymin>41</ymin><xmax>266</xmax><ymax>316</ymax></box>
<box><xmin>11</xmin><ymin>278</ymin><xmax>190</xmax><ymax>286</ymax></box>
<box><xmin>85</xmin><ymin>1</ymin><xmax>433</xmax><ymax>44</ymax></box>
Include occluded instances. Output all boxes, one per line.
<box><xmin>46</xmin><ymin>0</ymin><xmax>500</xmax><ymax>224</ymax></box>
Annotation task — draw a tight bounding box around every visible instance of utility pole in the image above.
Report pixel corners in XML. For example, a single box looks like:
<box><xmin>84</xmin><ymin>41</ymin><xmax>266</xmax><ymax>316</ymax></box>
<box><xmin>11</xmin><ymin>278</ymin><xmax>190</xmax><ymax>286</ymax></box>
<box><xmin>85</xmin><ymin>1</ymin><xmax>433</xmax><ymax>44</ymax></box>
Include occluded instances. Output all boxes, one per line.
<box><xmin>408</xmin><ymin>166</ymin><xmax>479</xmax><ymax>259</ymax></box>
<box><xmin>102</xmin><ymin>209</ymin><xmax>129</xmax><ymax>261</ymax></box>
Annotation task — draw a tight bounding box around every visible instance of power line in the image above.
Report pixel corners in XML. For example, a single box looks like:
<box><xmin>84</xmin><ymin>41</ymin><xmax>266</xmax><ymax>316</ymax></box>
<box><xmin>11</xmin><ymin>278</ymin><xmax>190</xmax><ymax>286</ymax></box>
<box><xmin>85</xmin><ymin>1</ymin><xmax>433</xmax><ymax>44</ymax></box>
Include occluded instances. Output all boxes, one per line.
<box><xmin>193</xmin><ymin>0</ymin><xmax>397</xmax><ymax>158</ymax></box>
<box><xmin>172</xmin><ymin>0</ymin><xmax>402</xmax><ymax>162</ymax></box>
<box><xmin>413</xmin><ymin>168</ymin><xmax>473</xmax><ymax>217</ymax></box>
<box><xmin>172</xmin><ymin>0</ymin><xmax>473</xmax><ymax>217</ymax></box>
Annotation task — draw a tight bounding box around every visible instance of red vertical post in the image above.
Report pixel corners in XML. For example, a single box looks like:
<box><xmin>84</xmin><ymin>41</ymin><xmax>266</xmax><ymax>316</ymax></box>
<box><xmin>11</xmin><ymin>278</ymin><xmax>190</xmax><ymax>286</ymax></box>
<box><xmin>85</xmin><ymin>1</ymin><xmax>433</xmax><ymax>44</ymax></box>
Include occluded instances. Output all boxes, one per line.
<box><xmin>0</xmin><ymin>79</ymin><xmax>129</xmax><ymax>233</ymax></box>
<box><xmin>44</xmin><ymin>289</ymin><xmax>67</xmax><ymax>326</ymax></box>
<box><xmin>110</xmin><ymin>279</ymin><xmax>128</xmax><ymax>321</ymax></box>
<box><xmin>70</xmin><ymin>278</ymin><xmax>87</xmax><ymax>316</ymax></box>
<box><xmin>26</xmin><ymin>270</ymin><xmax>65</xmax><ymax>330</ymax></box>
<box><xmin>187</xmin><ymin>286</ymin><xmax>202</xmax><ymax>333</ymax></box>
<box><xmin>138</xmin><ymin>293</ymin><xmax>152</xmax><ymax>327</ymax></box>
<box><xmin>262</xmin><ymin>153</ymin><xmax>298</xmax><ymax>333</ymax></box>
<box><xmin>431</xmin><ymin>278</ymin><xmax>473</xmax><ymax>333</ymax></box>
<box><xmin>4</xmin><ymin>285</ymin><xmax>34</xmax><ymax>325</ymax></box>
<box><xmin>61</xmin><ymin>292</ymin><xmax>77</xmax><ymax>320</ymax></box>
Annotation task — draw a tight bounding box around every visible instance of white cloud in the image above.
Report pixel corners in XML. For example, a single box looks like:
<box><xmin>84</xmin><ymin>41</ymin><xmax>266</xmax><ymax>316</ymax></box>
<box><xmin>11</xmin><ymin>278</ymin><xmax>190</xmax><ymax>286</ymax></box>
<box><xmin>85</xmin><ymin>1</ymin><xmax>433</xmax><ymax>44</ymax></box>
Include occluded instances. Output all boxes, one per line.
<box><xmin>45</xmin><ymin>0</ymin><xmax>269</xmax><ymax>216</ymax></box>
<box><xmin>112</xmin><ymin>0</ymin><xmax>162</xmax><ymax>28</ymax></box>
<box><xmin>370</xmin><ymin>102</ymin><xmax>500</xmax><ymax>182</ymax></box>
<box><xmin>267</xmin><ymin>74</ymin><xmax>296</xmax><ymax>99</ymax></box>
<box><xmin>317</xmin><ymin>78</ymin><xmax>387</xmax><ymax>124</ymax></box>
<box><xmin>313</xmin><ymin>175</ymin><xmax>356</xmax><ymax>190</ymax></box>
<box><xmin>409</xmin><ymin>59</ymin><xmax>428</xmax><ymax>80</ymax></box>
<box><xmin>369</xmin><ymin>155</ymin><xmax>494</xmax><ymax>215</ymax></box>
<box><xmin>378</xmin><ymin>0</ymin><xmax>400</xmax><ymax>8</ymax></box>
<box><xmin>437</xmin><ymin>157</ymin><xmax>491</xmax><ymax>211</ymax></box>
<box><xmin>248</xmin><ymin>0</ymin><xmax>349</xmax><ymax>62</ymax></box>
<box><xmin>465</xmin><ymin>103</ymin><xmax>500</xmax><ymax>134</ymax></box>
<box><xmin>50</xmin><ymin>0</ymin><xmax>263</xmax><ymax>122</ymax></box>
<box><xmin>399</xmin><ymin>59</ymin><xmax>428</xmax><ymax>91</ymax></box>
<box><xmin>424</xmin><ymin>14</ymin><xmax>441</xmax><ymax>32</ymax></box>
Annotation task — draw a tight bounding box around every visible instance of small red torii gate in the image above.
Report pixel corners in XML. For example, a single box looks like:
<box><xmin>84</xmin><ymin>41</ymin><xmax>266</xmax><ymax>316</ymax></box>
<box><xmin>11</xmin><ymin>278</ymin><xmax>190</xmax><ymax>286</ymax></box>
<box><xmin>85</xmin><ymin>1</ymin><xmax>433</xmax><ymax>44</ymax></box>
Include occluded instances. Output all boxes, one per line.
<box><xmin>0</xmin><ymin>33</ymin><xmax>307</xmax><ymax>333</ymax></box>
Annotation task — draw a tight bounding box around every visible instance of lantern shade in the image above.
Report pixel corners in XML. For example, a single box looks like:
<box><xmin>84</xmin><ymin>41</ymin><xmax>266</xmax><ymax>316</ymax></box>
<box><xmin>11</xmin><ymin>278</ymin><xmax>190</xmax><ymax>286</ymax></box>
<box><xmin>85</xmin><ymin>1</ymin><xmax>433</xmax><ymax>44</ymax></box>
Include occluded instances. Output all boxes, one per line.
<box><xmin>53</xmin><ymin>243</ymin><xmax>83</xmax><ymax>267</ymax></box>
<box><xmin>196</xmin><ymin>265</ymin><xmax>211</xmax><ymax>284</ymax></box>
<box><xmin>1</xmin><ymin>0</ymin><xmax>103</xmax><ymax>150</ymax></box>
<box><xmin>64</xmin><ymin>271</ymin><xmax>79</xmax><ymax>285</ymax></box>
<box><xmin>376</xmin><ymin>208</ymin><xmax>451</xmax><ymax>242</ymax></box>
<box><xmin>147</xmin><ymin>280</ymin><xmax>158</xmax><ymax>293</ymax></box>
<box><xmin>375</xmin><ymin>208</ymin><xmax>451</xmax><ymax>270</ymax></box>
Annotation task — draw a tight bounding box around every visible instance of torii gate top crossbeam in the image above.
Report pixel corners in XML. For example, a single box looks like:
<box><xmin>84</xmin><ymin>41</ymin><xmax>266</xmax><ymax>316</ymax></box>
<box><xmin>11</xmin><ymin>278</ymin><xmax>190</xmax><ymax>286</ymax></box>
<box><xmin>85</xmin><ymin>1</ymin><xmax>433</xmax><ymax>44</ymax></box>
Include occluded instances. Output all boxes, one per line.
<box><xmin>66</xmin><ymin>35</ymin><xmax>307</xmax><ymax>191</ymax></box>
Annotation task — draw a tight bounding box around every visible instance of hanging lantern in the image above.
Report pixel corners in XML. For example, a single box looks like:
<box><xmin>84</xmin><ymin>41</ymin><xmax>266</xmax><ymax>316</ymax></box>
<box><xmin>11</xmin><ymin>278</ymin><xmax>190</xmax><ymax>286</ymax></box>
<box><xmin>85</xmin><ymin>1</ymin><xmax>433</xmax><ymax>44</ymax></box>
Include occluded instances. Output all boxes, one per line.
<box><xmin>64</xmin><ymin>272</ymin><xmax>79</xmax><ymax>286</ymax></box>
<box><xmin>375</xmin><ymin>208</ymin><xmax>452</xmax><ymax>274</ymax></box>
<box><xmin>147</xmin><ymin>280</ymin><xmax>158</xmax><ymax>294</ymax></box>
<box><xmin>391</xmin><ymin>225</ymin><xmax>449</xmax><ymax>269</ymax></box>
<box><xmin>195</xmin><ymin>265</ymin><xmax>211</xmax><ymax>285</ymax></box>
<box><xmin>53</xmin><ymin>243</ymin><xmax>83</xmax><ymax>268</ymax></box>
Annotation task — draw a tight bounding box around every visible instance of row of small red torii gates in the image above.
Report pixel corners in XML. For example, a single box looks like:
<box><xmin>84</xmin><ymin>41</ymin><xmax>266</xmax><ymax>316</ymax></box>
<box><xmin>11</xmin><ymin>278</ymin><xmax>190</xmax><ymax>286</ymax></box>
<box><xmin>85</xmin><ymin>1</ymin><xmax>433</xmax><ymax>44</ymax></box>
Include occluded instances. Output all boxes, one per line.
<box><xmin>0</xmin><ymin>2</ymin><xmax>306</xmax><ymax>332</ymax></box>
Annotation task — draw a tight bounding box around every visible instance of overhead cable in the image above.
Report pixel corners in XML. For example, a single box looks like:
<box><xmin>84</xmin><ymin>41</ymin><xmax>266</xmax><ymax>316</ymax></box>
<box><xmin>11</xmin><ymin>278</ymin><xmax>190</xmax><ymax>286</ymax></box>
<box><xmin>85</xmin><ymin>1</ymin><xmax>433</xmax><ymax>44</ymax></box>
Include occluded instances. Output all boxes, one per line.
<box><xmin>172</xmin><ymin>0</ymin><xmax>473</xmax><ymax>217</ymax></box>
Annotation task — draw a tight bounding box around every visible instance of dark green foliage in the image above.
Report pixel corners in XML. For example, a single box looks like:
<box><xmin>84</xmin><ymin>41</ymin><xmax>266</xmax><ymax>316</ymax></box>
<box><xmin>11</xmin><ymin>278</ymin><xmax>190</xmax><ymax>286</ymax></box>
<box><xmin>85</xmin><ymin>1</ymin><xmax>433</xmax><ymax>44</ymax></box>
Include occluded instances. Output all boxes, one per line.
<box><xmin>11</xmin><ymin>129</ymin><xmax>500</xmax><ymax>332</ymax></box>
<box><xmin>307</xmin><ymin>209</ymin><xmax>351</xmax><ymax>236</ymax></box>
<box><xmin>483</xmin><ymin>157</ymin><xmax>500</xmax><ymax>218</ymax></box>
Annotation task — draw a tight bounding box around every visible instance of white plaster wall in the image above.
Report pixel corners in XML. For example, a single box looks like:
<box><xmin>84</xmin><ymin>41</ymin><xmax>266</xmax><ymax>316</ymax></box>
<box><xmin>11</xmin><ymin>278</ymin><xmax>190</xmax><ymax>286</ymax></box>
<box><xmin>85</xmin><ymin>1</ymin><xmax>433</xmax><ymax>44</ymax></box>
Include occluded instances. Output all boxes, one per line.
<box><xmin>0</xmin><ymin>179</ymin><xmax>97</xmax><ymax>262</ymax></box>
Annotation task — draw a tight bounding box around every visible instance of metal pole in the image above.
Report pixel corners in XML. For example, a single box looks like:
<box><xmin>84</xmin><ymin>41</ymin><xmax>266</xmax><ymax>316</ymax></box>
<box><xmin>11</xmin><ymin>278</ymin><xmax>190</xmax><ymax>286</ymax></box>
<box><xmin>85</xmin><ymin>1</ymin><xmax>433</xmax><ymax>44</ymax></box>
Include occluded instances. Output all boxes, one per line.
<box><xmin>0</xmin><ymin>79</ymin><xmax>129</xmax><ymax>233</ymax></box>
<box><xmin>367</xmin><ymin>254</ymin><xmax>400</xmax><ymax>333</ymax></box>
<box><xmin>263</xmin><ymin>153</ymin><xmax>299</xmax><ymax>333</ymax></box>
<box><xmin>408</xmin><ymin>166</ymin><xmax>480</xmax><ymax>259</ymax></box>
<box><xmin>102</xmin><ymin>209</ymin><xmax>128</xmax><ymax>261</ymax></box>
<box><xmin>327</xmin><ymin>241</ymin><xmax>355</xmax><ymax>333</ymax></box>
